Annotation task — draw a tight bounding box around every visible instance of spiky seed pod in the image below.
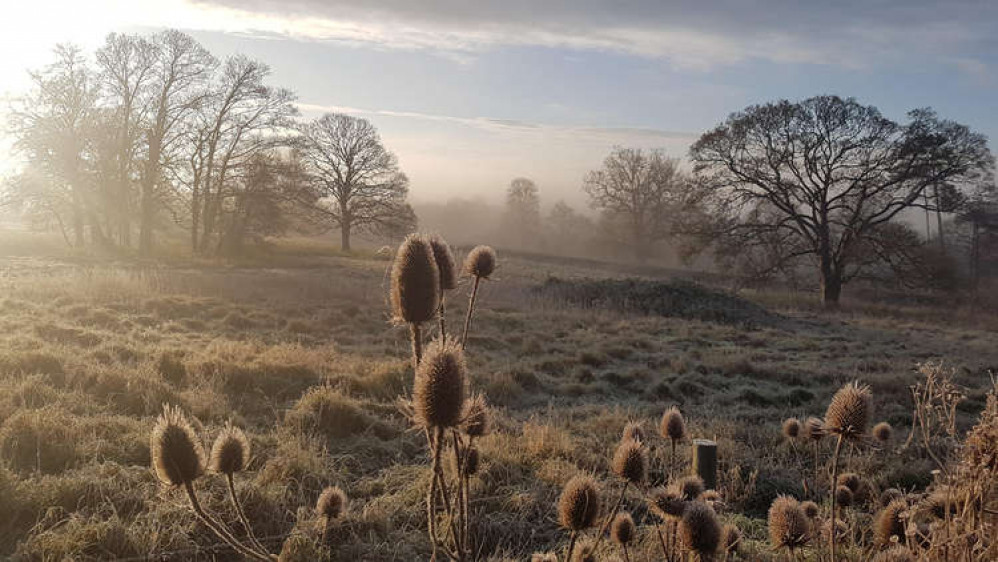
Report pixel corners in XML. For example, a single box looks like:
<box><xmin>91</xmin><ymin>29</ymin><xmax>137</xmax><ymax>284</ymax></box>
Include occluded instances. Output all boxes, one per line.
<box><xmin>803</xmin><ymin>417</ymin><xmax>825</xmax><ymax>442</ymax></box>
<box><xmin>782</xmin><ymin>418</ymin><xmax>801</xmax><ymax>439</ymax></box>
<box><xmin>461</xmin><ymin>394</ymin><xmax>490</xmax><ymax>437</ymax></box>
<box><xmin>676</xmin><ymin>501</ymin><xmax>721</xmax><ymax>556</ymax></box>
<box><xmin>872</xmin><ymin>547</ymin><xmax>916</xmax><ymax>562</ymax></box>
<box><xmin>315</xmin><ymin>486</ymin><xmax>348</xmax><ymax>520</ymax></box>
<box><xmin>649</xmin><ymin>487</ymin><xmax>686</xmax><ymax>519</ymax></box>
<box><xmin>854</xmin><ymin>478</ymin><xmax>875</xmax><ymax>505</ymax></box>
<box><xmin>838</xmin><ymin>473</ymin><xmax>861</xmax><ymax>493</ymax></box>
<box><xmin>611</xmin><ymin>512</ymin><xmax>635</xmax><ymax>545</ymax></box>
<box><xmin>151</xmin><ymin>405</ymin><xmax>205</xmax><ymax>486</ymax></box>
<box><xmin>881</xmin><ymin>488</ymin><xmax>904</xmax><ymax>508</ymax></box>
<box><xmin>676</xmin><ymin>475</ymin><xmax>706</xmax><ymax>502</ymax></box>
<box><xmin>571</xmin><ymin>539</ymin><xmax>597</xmax><ymax>562</ymax></box>
<box><xmin>558</xmin><ymin>475</ymin><xmax>601</xmax><ymax>531</ymax></box>
<box><xmin>621</xmin><ymin>421</ymin><xmax>645</xmax><ymax>443</ymax></box>
<box><xmin>701</xmin><ymin>490</ymin><xmax>724</xmax><ymax>512</ymax></box>
<box><xmin>824</xmin><ymin>381</ymin><xmax>873</xmax><ymax>441</ymax></box>
<box><xmin>463</xmin><ymin>245</ymin><xmax>496</xmax><ymax>279</ymax></box>
<box><xmin>873</xmin><ymin>421</ymin><xmax>893</xmax><ymax>443</ymax></box>
<box><xmin>768</xmin><ymin>495</ymin><xmax>810</xmax><ymax>551</ymax></box>
<box><xmin>923</xmin><ymin>489</ymin><xmax>959</xmax><ymax>519</ymax></box>
<box><xmin>660</xmin><ymin>406</ymin><xmax>686</xmax><ymax>442</ymax></box>
<box><xmin>835</xmin><ymin>485</ymin><xmax>854</xmax><ymax>509</ymax></box>
<box><xmin>463</xmin><ymin>446</ymin><xmax>479</xmax><ymax>476</ymax></box>
<box><xmin>428</xmin><ymin>235</ymin><xmax>458</xmax><ymax>291</ymax></box>
<box><xmin>413</xmin><ymin>338</ymin><xmax>467</xmax><ymax>428</ymax></box>
<box><xmin>390</xmin><ymin>234</ymin><xmax>440</xmax><ymax>324</ymax></box>
<box><xmin>531</xmin><ymin>554</ymin><xmax>559</xmax><ymax>562</ymax></box>
<box><xmin>722</xmin><ymin>524</ymin><xmax>742</xmax><ymax>553</ymax></box>
<box><xmin>209</xmin><ymin>423</ymin><xmax>249</xmax><ymax>475</ymax></box>
<box><xmin>612</xmin><ymin>438</ymin><xmax>647</xmax><ymax>485</ymax></box>
<box><xmin>874</xmin><ymin>499</ymin><xmax>908</xmax><ymax>546</ymax></box>
<box><xmin>801</xmin><ymin>500</ymin><xmax>820</xmax><ymax>519</ymax></box>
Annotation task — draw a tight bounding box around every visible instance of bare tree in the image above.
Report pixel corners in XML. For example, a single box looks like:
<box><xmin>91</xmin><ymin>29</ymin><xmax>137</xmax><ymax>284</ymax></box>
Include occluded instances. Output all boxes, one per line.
<box><xmin>689</xmin><ymin>95</ymin><xmax>993</xmax><ymax>307</ymax></box>
<box><xmin>583</xmin><ymin>147</ymin><xmax>687</xmax><ymax>261</ymax></box>
<box><xmin>296</xmin><ymin>113</ymin><xmax>410</xmax><ymax>251</ymax></box>
<box><xmin>138</xmin><ymin>30</ymin><xmax>215</xmax><ymax>254</ymax></box>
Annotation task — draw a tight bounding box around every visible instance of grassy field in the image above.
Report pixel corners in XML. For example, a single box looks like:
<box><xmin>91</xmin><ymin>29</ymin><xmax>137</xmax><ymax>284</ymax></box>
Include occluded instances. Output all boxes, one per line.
<box><xmin>0</xmin><ymin>240</ymin><xmax>996</xmax><ymax>560</ymax></box>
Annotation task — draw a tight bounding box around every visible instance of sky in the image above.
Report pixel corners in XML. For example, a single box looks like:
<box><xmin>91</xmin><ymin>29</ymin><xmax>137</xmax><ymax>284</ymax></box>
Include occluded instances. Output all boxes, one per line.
<box><xmin>1</xmin><ymin>0</ymin><xmax>996</xmax><ymax>208</ymax></box>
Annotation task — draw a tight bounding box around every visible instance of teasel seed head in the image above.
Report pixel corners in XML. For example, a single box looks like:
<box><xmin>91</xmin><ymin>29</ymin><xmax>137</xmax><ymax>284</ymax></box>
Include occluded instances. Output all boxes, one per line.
<box><xmin>824</xmin><ymin>381</ymin><xmax>872</xmax><ymax>441</ymax></box>
<box><xmin>428</xmin><ymin>235</ymin><xmax>458</xmax><ymax>291</ymax></box>
<box><xmin>835</xmin><ymin>485</ymin><xmax>854</xmax><ymax>509</ymax></box>
<box><xmin>649</xmin><ymin>487</ymin><xmax>686</xmax><ymax>519</ymax></box>
<box><xmin>209</xmin><ymin>422</ymin><xmax>250</xmax><ymax>475</ymax></box>
<box><xmin>570</xmin><ymin>539</ymin><xmax>597</xmax><ymax>562</ymax></box>
<box><xmin>873</xmin><ymin>421</ymin><xmax>893</xmax><ymax>443</ymax></box>
<box><xmin>700</xmin><ymin>489</ymin><xmax>724</xmax><ymax>512</ymax></box>
<box><xmin>611</xmin><ymin>511</ymin><xmax>635</xmax><ymax>546</ymax></box>
<box><xmin>782</xmin><ymin>417</ymin><xmax>801</xmax><ymax>439</ymax></box>
<box><xmin>151</xmin><ymin>404</ymin><xmax>205</xmax><ymax>486</ymax></box>
<box><xmin>880</xmin><ymin>488</ymin><xmax>904</xmax><ymax>508</ymax></box>
<box><xmin>838</xmin><ymin>473</ymin><xmax>861</xmax><ymax>493</ymax></box>
<box><xmin>722</xmin><ymin>524</ymin><xmax>742</xmax><ymax>554</ymax></box>
<box><xmin>923</xmin><ymin>489</ymin><xmax>959</xmax><ymax>519</ymax></box>
<box><xmin>460</xmin><ymin>394</ymin><xmax>491</xmax><ymax>437</ymax></box>
<box><xmin>611</xmin><ymin>438</ymin><xmax>647</xmax><ymax>485</ymax></box>
<box><xmin>803</xmin><ymin>417</ymin><xmax>825</xmax><ymax>442</ymax></box>
<box><xmin>676</xmin><ymin>475</ymin><xmax>706</xmax><ymax>502</ymax></box>
<box><xmin>621</xmin><ymin>421</ymin><xmax>645</xmax><ymax>443</ymax></box>
<box><xmin>413</xmin><ymin>338</ymin><xmax>467</xmax><ymax>428</ymax></box>
<box><xmin>872</xmin><ymin>547</ymin><xmax>916</xmax><ymax>562</ymax></box>
<box><xmin>874</xmin><ymin>499</ymin><xmax>908</xmax><ymax>546</ymax></box>
<box><xmin>463</xmin><ymin>245</ymin><xmax>496</xmax><ymax>279</ymax></box>
<box><xmin>390</xmin><ymin>234</ymin><xmax>440</xmax><ymax>324</ymax></box>
<box><xmin>676</xmin><ymin>501</ymin><xmax>721</xmax><ymax>557</ymax></box>
<box><xmin>768</xmin><ymin>495</ymin><xmax>810</xmax><ymax>551</ymax></box>
<box><xmin>660</xmin><ymin>406</ymin><xmax>686</xmax><ymax>442</ymax></box>
<box><xmin>558</xmin><ymin>474</ymin><xmax>601</xmax><ymax>531</ymax></box>
<box><xmin>316</xmin><ymin>486</ymin><xmax>348</xmax><ymax>521</ymax></box>
<box><xmin>801</xmin><ymin>500</ymin><xmax>820</xmax><ymax>519</ymax></box>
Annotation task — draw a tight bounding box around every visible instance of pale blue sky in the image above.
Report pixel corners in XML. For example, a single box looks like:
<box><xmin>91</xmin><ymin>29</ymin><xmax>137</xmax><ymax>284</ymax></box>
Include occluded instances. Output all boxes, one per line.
<box><xmin>1</xmin><ymin>0</ymin><xmax>996</xmax><ymax>207</ymax></box>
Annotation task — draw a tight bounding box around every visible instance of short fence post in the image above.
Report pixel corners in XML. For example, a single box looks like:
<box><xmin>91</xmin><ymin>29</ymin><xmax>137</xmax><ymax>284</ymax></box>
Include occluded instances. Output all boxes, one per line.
<box><xmin>692</xmin><ymin>439</ymin><xmax>717</xmax><ymax>490</ymax></box>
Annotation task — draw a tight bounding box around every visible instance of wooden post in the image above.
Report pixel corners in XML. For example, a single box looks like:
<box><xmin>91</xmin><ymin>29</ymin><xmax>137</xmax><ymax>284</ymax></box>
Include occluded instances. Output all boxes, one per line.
<box><xmin>692</xmin><ymin>439</ymin><xmax>717</xmax><ymax>490</ymax></box>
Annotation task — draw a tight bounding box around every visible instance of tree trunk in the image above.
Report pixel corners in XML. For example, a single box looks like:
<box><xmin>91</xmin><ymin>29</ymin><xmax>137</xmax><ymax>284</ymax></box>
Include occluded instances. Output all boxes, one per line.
<box><xmin>819</xmin><ymin>259</ymin><xmax>842</xmax><ymax>308</ymax></box>
<box><xmin>139</xmin><ymin>182</ymin><xmax>155</xmax><ymax>255</ymax></box>
<box><xmin>71</xmin><ymin>189</ymin><xmax>85</xmax><ymax>248</ymax></box>
<box><xmin>340</xmin><ymin>219</ymin><xmax>352</xmax><ymax>252</ymax></box>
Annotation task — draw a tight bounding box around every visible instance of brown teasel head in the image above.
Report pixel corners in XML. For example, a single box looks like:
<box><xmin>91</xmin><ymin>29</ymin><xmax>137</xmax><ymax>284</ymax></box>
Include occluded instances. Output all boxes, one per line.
<box><xmin>390</xmin><ymin>234</ymin><xmax>440</xmax><ymax>325</ymax></box>
<box><xmin>315</xmin><ymin>486</ymin><xmax>348</xmax><ymax>521</ymax></box>
<box><xmin>461</xmin><ymin>394</ymin><xmax>491</xmax><ymax>437</ymax></box>
<box><xmin>676</xmin><ymin>501</ymin><xmax>721</xmax><ymax>556</ymax></box>
<box><xmin>801</xmin><ymin>500</ymin><xmax>820</xmax><ymax>519</ymax></box>
<box><xmin>429</xmin><ymin>235</ymin><xmax>458</xmax><ymax>291</ymax></box>
<box><xmin>151</xmin><ymin>404</ymin><xmax>205</xmax><ymax>487</ymax></box>
<box><xmin>782</xmin><ymin>417</ymin><xmax>801</xmax><ymax>439</ymax></box>
<box><xmin>611</xmin><ymin>438</ymin><xmax>648</xmax><ymax>485</ymax></box>
<box><xmin>621</xmin><ymin>421</ymin><xmax>645</xmax><ymax>443</ymax></box>
<box><xmin>611</xmin><ymin>511</ymin><xmax>635</xmax><ymax>545</ymax></box>
<box><xmin>413</xmin><ymin>338</ymin><xmax>467</xmax><ymax>428</ymax></box>
<box><xmin>463</xmin><ymin>245</ymin><xmax>497</xmax><ymax>279</ymax></box>
<box><xmin>824</xmin><ymin>381</ymin><xmax>873</xmax><ymax>441</ymax></box>
<box><xmin>676</xmin><ymin>475</ymin><xmax>706</xmax><ymax>502</ymax></box>
<box><xmin>835</xmin><ymin>485</ymin><xmax>855</xmax><ymax>509</ymax></box>
<box><xmin>208</xmin><ymin>422</ymin><xmax>250</xmax><ymax>475</ymax></box>
<box><xmin>722</xmin><ymin>524</ymin><xmax>742</xmax><ymax>553</ymax></box>
<box><xmin>874</xmin><ymin>499</ymin><xmax>909</xmax><ymax>547</ymax></box>
<box><xmin>803</xmin><ymin>417</ymin><xmax>825</xmax><ymax>442</ymax></box>
<box><xmin>873</xmin><ymin>421</ymin><xmax>893</xmax><ymax>443</ymax></box>
<box><xmin>660</xmin><ymin>406</ymin><xmax>686</xmax><ymax>442</ymax></box>
<box><xmin>558</xmin><ymin>474</ymin><xmax>601</xmax><ymax>531</ymax></box>
<box><xmin>649</xmin><ymin>487</ymin><xmax>686</xmax><ymax>520</ymax></box>
<box><xmin>768</xmin><ymin>495</ymin><xmax>811</xmax><ymax>551</ymax></box>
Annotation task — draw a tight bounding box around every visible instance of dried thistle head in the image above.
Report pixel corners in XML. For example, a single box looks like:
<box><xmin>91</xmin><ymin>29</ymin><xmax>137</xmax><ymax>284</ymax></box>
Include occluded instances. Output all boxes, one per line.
<box><xmin>676</xmin><ymin>475</ymin><xmax>706</xmax><ymax>502</ymax></box>
<box><xmin>768</xmin><ymin>495</ymin><xmax>810</xmax><ymax>551</ymax></box>
<box><xmin>835</xmin><ymin>485</ymin><xmax>854</xmax><ymax>509</ymax></box>
<box><xmin>873</xmin><ymin>421</ymin><xmax>893</xmax><ymax>443</ymax></box>
<box><xmin>874</xmin><ymin>499</ymin><xmax>908</xmax><ymax>546</ymax></box>
<box><xmin>414</xmin><ymin>338</ymin><xmax>467</xmax><ymax>428</ymax></box>
<box><xmin>660</xmin><ymin>406</ymin><xmax>686</xmax><ymax>442</ymax></box>
<box><xmin>463</xmin><ymin>245</ymin><xmax>496</xmax><ymax>279</ymax></box>
<box><xmin>700</xmin><ymin>489</ymin><xmax>725</xmax><ymax>512</ymax></box>
<box><xmin>722</xmin><ymin>524</ymin><xmax>742</xmax><ymax>554</ymax></box>
<box><xmin>570</xmin><ymin>539</ymin><xmax>597</xmax><ymax>562</ymax></box>
<box><xmin>676</xmin><ymin>501</ymin><xmax>721</xmax><ymax>556</ymax></box>
<box><xmin>151</xmin><ymin>404</ymin><xmax>205</xmax><ymax>486</ymax></box>
<box><xmin>611</xmin><ymin>438</ymin><xmax>647</xmax><ymax>485</ymax></box>
<box><xmin>922</xmin><ymin>489</ymin><xmax>959</xmax><ymax>519</ymax></box>
<box><xmin>611</xmin><ymin>511</ymin><xmax>635</xmax><ymax>546</ymax></box>
<box><xmin>315</xmin><ymin>486</ymin><xmax>348</xmax><ymax>521</ymax></box>
<box><xmin>837</xmin><ymin>473</ymin><xmax>861</xmax><ymax>493</ymax></box>
<box><xmin>801</xmin><ymin>500</ymin><xmax>820</xmax><ymax>519</ymax></box>
<box><xmin>782</xmin><ymin>418</ymin><xmax>801</xmax><ymax>439</ymax></box>
<box><xmin>558</xmin><ymin>475</ymin><xmax>601</xmax><ymax>531</ymax></box>
<box><xmin>824</xmin><ymin>381</ymin><xmax>872</xmax><ymax>441</ymax></box>
<box><xmin>390</xmin><ymin>234</ymin><xmax>440</xmax><ymax>324</ymax></box>
<box><xmin>872</xmin><ymin>547</ymin><xmax>916</xmax><ymax>562</ymax></box>
<box><xmin>209</xmin><ymin>422</ymin><xmax>249</xmax><ymax>475</ymax></box>
<box><xmin>461</xmin><ymin>394</ymin><xmax>491</xmax><ymax>437</ymax></box>
<box><xmin>649</xmin><ymin>487</ymin><xmax>686</xmax><ymax>519</ymax></box>
<box><xmin>803</xmin><ymin>417</ymin><xmax>825</xmax><ymax>442</ymax></box>
<box><xmin>880</xmin><ymin>488</ymin><xmax>904</xmax><ymax>508</ymax></box>
<box><xmin>429</xmin><ymin>235</ymin><xmax>458</xmax><ymax>291</ymax></box>
<box><xmin>621</xmin><ymin>421</ymin><xmax>645</xmax><ymax>443</ymax></box>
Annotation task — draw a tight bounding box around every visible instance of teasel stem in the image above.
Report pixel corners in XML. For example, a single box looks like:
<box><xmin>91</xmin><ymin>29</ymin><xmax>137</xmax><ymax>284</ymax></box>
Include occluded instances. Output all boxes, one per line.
<box><xmin>829</xmin><ymin>434</ymin><xmax>844</xmax><ymax>562</ymax></box>
<box><xmin>439</xmin><ymin>297</ymin><xmax>448</xmax><ymax>342</ymax></box>
<box><xmin>461</xmin><ymin>276</ymin><xmax>482</xmax><ymax>350</ymax></box>
<box><xmin>411</xmin><ymin>323</ymin><xmax>424</xmax><ymax>371</ymax></box>
<box><xmin>592</xmin><ymin>481</ymin><xmax>628</xmax><ymax>555</ymax></box>
<box><xmin>428</xmin><ymin>427</ymin><xmax>443</xmax><ymax>560</ymax></box>
<box><xmin>429</xmin><ymin>428</ymin><xmax>462</xmax><ymax>560</ymax></box>
<box><xmin>452</xmin><ymin>430</ymin><xmax>467</xmax><ymax>558</ymax></box>
<box><xmin>652</xmin><ymin>518</ymin><xmax>669</xmax><ymax>561</ymax></box>
<box><xmin>670</xmin><ymin>439</ymin><xmax>677</xmax><ymax>479</ymax></box>
<box><xmin>184</xmin><ymin>481</ymin><xmax>274</xmax><ymax>561</ymax></box>
<box><xmin>565</xmin><ymin>530</ymin><xmax>578</xmax><ymax>562</ymax></box>
<box><xmin>225</xmin><ymin>473</ymin><xmax>270</xmax><ymax>555</ymax></box>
